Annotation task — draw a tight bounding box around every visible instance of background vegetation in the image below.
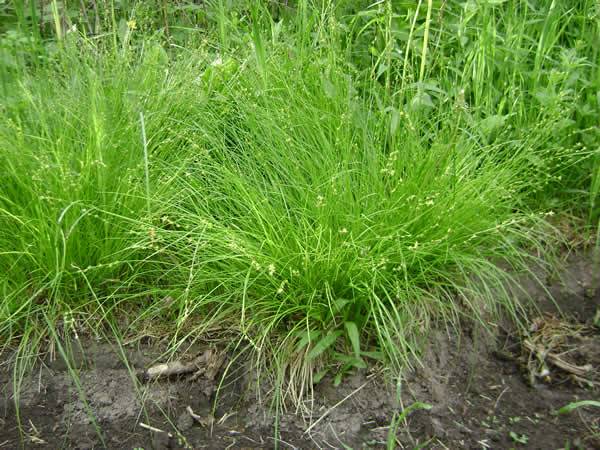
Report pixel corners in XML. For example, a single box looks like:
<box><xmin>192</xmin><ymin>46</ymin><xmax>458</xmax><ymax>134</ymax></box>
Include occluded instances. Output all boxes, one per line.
<box><xmin>1</xmin><ymin>0</ymin><xmax>598</xmax><ymax>401</ymax></box>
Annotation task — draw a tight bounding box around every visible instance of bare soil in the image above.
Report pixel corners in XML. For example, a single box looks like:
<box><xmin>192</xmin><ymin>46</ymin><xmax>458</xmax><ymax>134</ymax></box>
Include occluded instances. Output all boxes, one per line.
<box><xmin>1</xmin><ymin>253</ymin><xmax>599</xmax><ymax>449</ymax></box>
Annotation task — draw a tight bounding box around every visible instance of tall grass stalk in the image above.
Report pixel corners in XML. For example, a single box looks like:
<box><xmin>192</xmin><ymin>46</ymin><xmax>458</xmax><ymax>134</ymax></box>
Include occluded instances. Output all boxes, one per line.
<box><xmin>418</xmin><ymin>0</ymin><xmax>432</xmax><ymax>86</ymax></box>
<box><xmin>139</xmin><ymin>111</ymin><xmax>151</xmax><ymax>216</ymax></box>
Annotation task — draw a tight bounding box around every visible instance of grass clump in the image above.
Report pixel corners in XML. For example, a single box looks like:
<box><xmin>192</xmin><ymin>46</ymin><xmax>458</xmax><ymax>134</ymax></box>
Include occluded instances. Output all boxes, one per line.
<box><xmin>146</xmin><ymin>43</ymin><xmax>552</xmax><ymax>388</ymax></box>
<box><xmin>0</xmin><ymin>0</ymin><xmax>598</xmax><ymax>406</ymax></box>
<box><xmin>0</xmin><ymin>40</ymin><xmax>202</xmax><ymax>342</ymax></box>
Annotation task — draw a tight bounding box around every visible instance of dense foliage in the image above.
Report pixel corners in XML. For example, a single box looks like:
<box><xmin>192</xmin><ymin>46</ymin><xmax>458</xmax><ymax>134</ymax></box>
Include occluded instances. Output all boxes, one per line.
<box><xmin>1</xmin><ymin>0</ymin><xmax>598</xmax><ymax>396</ymax></box>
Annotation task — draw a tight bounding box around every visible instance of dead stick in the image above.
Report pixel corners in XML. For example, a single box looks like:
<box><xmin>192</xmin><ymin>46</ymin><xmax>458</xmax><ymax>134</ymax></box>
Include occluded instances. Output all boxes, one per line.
<box><xmin>524</xmin><ymin>340</ymin><xmax>593</xmax><ymax>377</ymax></box>
<box><xmin>139</xmin><ymin>422</ymin><xmax>170</xmax><ymax>436</ymax></box>
<box><xmin>140</xmin><ymin>357</ymin><xmax>203</xmax><ymax>381</ymax></box>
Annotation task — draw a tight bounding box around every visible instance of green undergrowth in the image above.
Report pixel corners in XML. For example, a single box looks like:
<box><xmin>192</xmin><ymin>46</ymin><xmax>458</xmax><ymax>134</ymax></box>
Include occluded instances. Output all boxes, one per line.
<box><xmin>0</xmin><ymin>0</ymin><xmax>599</xmax><ymax>406</ymax></box>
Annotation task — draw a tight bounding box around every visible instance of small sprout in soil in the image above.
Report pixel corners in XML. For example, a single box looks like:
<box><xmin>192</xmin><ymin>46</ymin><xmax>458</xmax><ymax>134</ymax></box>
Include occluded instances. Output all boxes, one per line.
<box><xmin>509</xmin><ymin>431</ymin><xmax>529</xmax><ymax>445</ymax></box>
<box><xmin>482</xmin><ymin>415</ymin><xmax>501</xmax><ymax>428</ymax></box>
<box><xmin>386</xmin><ymin>402</ymin><xmax>432</xmax><ymax>450</ymax></box>
<box><xmin>555</xmin><ymin>400</ymin><xmax>600</xmax><ymax>415</ymax></box>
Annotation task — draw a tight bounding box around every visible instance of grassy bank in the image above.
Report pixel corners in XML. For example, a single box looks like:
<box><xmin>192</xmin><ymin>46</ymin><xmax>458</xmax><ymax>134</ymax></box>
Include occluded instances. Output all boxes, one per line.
<box><xmin>1</xmin><ymin>0</ymin><xmax>598</xmax><ymax>401</ymax></box>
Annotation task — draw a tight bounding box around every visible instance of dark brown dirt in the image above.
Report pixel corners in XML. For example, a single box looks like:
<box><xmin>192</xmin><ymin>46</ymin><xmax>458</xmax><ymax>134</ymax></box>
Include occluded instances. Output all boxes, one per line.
<box><xmin>1</xmin><ymin>252</ymin><xmax>599</xmax><ymax>449</ymax></box>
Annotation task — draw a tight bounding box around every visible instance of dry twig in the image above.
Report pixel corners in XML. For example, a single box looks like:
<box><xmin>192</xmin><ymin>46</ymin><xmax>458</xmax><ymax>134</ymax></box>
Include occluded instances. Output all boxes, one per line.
<box><xmin>139</xmin><ymin>348</ymin><xmax>225</xmax><ymax>382</ymax></box>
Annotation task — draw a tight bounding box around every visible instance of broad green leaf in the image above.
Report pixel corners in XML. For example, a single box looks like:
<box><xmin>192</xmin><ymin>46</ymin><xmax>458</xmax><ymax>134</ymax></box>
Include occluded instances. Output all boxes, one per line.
<box><xmin>332</xmin><ymin>298</ymin><xmax>351</xmax><ymax>312</ymax></box>
<box><xmin>344</xmin><ymin>321</ymin><xmax>361</xmax><ymax>358</ymax></box>
<box><xmin>334</xmin><ymin>353</ymin><xmax>367</xmax><ymax>369</ymax></box>
<box><xmin>376</xmin><ymin>63</ymin><xmax>388</xmax><ymax>79</ymax></box>
<box><xmin>552</xmin><ymin>118</ymin><xmax>575</xmax><ymax>131</ymax></box>
<box><xmin>479</xmin><ymin>114</ymin><xmax>507</xmax><ymax>136</ymax></box>
<box><xmin>533</xmin><ymin>89</ymin><xmax>558</xmax><ymax>107</ymax></box>
<box><xmin>295</xmin><ymin>329</ymin><xmax>321</xmax><ymax>353</ymax></box>
<box><xmin>313</xmin><ymin>369</ymin><xmax>328</xmax><ymax>385</ymax></box>
<box><xmin>410</xmin><ymin>92</ymin><xmax>434</xmax><ymax>111</ymax></box>
<box><xmin>333</xmin><ymin>370</ymin><xmax>344</xmax><ymax>387</ymax></box>
<box><xmin>361</xmin><ymin>351</ymin><xmax>384</xmax><ymax>360</ymax></box>
<box><xmin>307</xmin><ymin>331</ymin><xmax>342</xmax><ymax>361</ymax></box>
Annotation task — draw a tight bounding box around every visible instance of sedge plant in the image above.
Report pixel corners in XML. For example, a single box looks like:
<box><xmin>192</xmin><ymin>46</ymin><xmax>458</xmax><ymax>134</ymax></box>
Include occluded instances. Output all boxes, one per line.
<box><xmin>0</xmin><ymin>0</ymin><xmax>598</xmax><ymax>420</ymax></box>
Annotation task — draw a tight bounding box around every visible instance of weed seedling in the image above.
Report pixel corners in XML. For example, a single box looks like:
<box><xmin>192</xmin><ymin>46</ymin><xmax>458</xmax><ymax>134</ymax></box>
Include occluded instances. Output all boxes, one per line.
<box><xmin>509</xmin><ymin>431</ymin><xmax>529</xmax><ymax>445</ymax></box>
